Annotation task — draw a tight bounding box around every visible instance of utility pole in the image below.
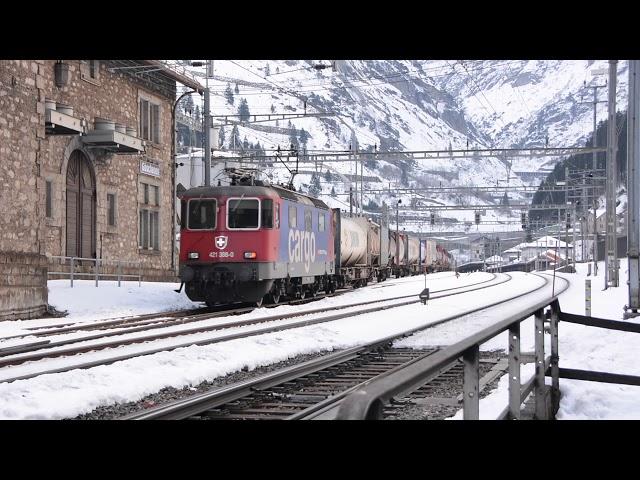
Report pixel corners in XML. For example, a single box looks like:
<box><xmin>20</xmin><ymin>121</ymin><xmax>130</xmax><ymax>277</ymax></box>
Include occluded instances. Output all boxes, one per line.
<box><xmin>203</xmin><ymin>60</ymin><xmax>212</xmax><ymax>187</ymax></box>
<box><xmin>605</xmin><ymin>60</ymin><xmax>619</xmax><ymax>288</ymax></box>
<box><xmin>565</xmin><ymin>167</ymin><xmax>570</xmax><ymax>270</ymax></box>
<box><xmin>625</xmin><ymin>60</ymin><xmax>640</xmax><ymax>317</ymax></box>
<box><xmin>396</xmin><ymin>199</ymin><xmax>402</xmax><ymax>277</ymax></box>
<box><xmin>581</xmin><ymin>74</ymin><xmax>607</xmax><ymax>274</ymax></box>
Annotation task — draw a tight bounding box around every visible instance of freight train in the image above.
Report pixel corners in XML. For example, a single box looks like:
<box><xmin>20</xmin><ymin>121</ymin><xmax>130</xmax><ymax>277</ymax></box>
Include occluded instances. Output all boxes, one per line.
<box><xmin>178</xmin><ymin>171</ymin><xmax>452</xmax><ymax>306</ymax></box>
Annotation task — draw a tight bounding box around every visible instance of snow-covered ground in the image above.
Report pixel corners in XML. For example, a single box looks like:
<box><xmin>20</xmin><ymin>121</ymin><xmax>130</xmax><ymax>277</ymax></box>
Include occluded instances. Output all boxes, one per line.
<box><xmin>0</xmin><ymin>264</ymin><xmax>635</xmax><ymax>420</ymax></box>
<box><xmin>434</xmin><ymin>259</ymin><xmax>640</xmax><ymax>420</ymax></box>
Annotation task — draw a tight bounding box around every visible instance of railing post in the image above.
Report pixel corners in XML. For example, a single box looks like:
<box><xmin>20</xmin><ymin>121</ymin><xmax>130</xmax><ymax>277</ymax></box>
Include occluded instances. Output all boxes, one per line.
<box><xmin>70</xmin><ymin>257</ymin><xmax>74</xmax><ymax>288</ymax></box>
<box><xmin>549</xmin><ymin>303</ymin><xmax>560</xmax><ymax>414</ymax></box>
<box><xmin>95</xmin><ymin>258</ymin><xmax>99</xmax><ymax>287</ymax></box>
<box><xmin>585</xmin><ymin>279</ymin><xmax>592</xmax><ymax>317</ymax></box>
<box><xmin>508</xmin><ymin>323</ymin><xmax>521</xmax><ymax>419</ymax></box>
<box><xmin>534</xmin><ymin>308</ymin><xmax>548</xmax><ymax>419</ymax></box>
<box><xmin>117</xmin><ymin>261</ymin><xmax>122</xmax><ymax>287</ymax></box>
<box><xmin>463</xmin><ymin>345</ymin><xmax>480</xmax><ymax>420</ymax></box>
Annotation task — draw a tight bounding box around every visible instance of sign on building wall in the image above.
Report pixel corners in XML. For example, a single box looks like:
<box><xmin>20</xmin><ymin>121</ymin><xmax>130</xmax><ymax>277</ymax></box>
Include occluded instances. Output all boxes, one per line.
<box><xmin>140</xmin><ymin>160</ymin><xmax>161</xmax><ymax>177</ymax></box>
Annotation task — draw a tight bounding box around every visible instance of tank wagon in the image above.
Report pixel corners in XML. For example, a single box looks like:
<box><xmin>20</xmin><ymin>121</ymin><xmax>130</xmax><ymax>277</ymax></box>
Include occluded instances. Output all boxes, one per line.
<box><xmin>178</xmin><ymin>175</ymin><xmax>453</xmax><ymax>307</ymax></box>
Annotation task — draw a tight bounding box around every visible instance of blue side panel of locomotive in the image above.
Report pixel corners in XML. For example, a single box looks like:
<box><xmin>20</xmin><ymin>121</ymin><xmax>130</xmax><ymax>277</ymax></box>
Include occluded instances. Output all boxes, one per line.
<box><xmin>278</xmin><ymin>199</ymin><xmax>332</xmax><ymax>276</ymax></box>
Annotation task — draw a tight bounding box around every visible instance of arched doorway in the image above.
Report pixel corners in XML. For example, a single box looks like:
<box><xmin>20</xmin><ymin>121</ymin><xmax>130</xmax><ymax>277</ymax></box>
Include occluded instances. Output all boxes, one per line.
<box><xmin>66</xmin><ymin>150</ymin><xmax>96</xmax><ymax>258</ymax></box>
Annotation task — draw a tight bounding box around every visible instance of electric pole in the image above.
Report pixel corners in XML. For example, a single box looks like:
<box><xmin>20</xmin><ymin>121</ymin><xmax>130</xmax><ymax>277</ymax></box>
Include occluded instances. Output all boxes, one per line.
<box><xmin>204</xmin><ymin>60</ymin><xmax>212</xmax><ymax>187</ymax></box>
<box><xmin>580</xmin><ymin>75</ymin><xmax>607</xmax><ymax>275</ymax></box>
<box><xmin>625</xmin><ymin>60</ymin><xmax>640</xmax><ymax>317</ymax></box>
<box><xmin>605</xmin><ymin>60</ymin><xmax>619</xmax><ymax>288</ymax></box>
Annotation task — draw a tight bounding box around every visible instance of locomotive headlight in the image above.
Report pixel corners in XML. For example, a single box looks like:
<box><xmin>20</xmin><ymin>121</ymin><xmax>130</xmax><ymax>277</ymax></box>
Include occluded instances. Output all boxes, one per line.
<box><xmin>244</xmin><ymin>251</ymin><xmax>257</xmax><ymax>259</ymax></box>
<box><xmin>188</xmin><ymin>252</ymin><xmax>199</xmax><ymax>259</ymax></box>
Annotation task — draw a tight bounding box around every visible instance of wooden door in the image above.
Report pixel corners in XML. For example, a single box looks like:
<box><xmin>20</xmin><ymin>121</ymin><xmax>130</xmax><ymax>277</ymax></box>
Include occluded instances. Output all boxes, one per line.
<box><xmin>66</xmin><ymin>151</ymin><xmax>95</xmax><ymax>258</ymax></box>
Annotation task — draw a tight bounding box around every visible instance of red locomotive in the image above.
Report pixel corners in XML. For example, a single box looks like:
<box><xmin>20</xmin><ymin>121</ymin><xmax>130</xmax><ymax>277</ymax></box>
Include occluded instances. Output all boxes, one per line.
<box><xmin>178</xmin><ymin>170</ymin><xmax>453</xmax><ymax>307</ymax></box>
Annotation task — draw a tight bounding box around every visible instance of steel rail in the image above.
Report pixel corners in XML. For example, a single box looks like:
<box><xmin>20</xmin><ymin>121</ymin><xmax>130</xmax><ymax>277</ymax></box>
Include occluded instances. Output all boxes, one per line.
<box><xmin>334</xmin><ymin>274</ymin><xmax>570</xmax><ymax>420</ymax></box>
<box><xmin>124</xmin><ymin>272</ymin><xmax>556</xmax><ymax>420</ymax></box>
<box><xmin>0</xmin><ymin>273</ymin><xmax>508</xmax><ymax>384</ymax></box>
<box><xmin>0</xmin><ymin>287</ymin><xmax>357</xmax><ymax>342</ymax></box>
<box><xmin>0</xmin><ymin>274</ymin><xmax>477</xmax><ymax>358</ymax></box>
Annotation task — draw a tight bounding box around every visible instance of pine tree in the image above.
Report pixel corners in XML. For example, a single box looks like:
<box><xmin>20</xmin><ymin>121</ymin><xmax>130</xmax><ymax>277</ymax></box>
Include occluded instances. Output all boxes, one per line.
<box><xmin>324</xmin><ymin>169</ymin><xmax>332</xmax><ymax>182</ymax></box>
<box><xmin>270</xmin><ymin>104</ymin><xmax>276</xmax><ymax>113</ymax></box>
<box><xmin>242</xmin><ymin>136</ymin><xmax>249</xmax><ymax>150</ymax></box>
<box><xmin>218</xmin><ymin>126</ymin><xmax>226</xmax><ymax>148</ymax></box>
<box><xmin>309</xmin><ymin>172</ymin><xmax>321</xmax><ymax>196</ymax></box>
<box><xmin>265</xmin><ymin>63</ymin><xmax>271</xmax><ymax>76</ymax></box>
<box><xmin>400</xmin><ymin>165</ymin><xmax>409</xmax><ymax>186</ymax></box>
<box><xmin>330</xmin><ymin>186</ymin><xmax>336</xmax><ymax>197</ymax></box>
<box><xmin>298</xmin><ymin>128</ymin><xmax>309</xmax><ymax>147</ymax></box>
<box><xmin>288</xmin><ymin>121</ymin><xmax>299</xmax><ymax>149</ymax></box>
<box><xmin>230</xmin><ymin>125</ymin><xmax>241</xmax><ymax>149</ymax></box>
<box><xmin>224</xmin><ymin>83</ymin><xmax>234</xmax><ymax>105</ymax></box>
<box><xmin>234</xmin><ymin>83</ymin><xmax>239</xmax><ymax>94</ymax></box>
<box><xmin>183</xmin><ymin>94</ymin><xmax>194</xmax><ymax>115</ymax></box>
<box><xmin>194</xmin><ymin>105</ymin><xmax>200</xmax><ymax>122</ymax></box>
<box><xmin>238</xmin><ymin>98</ymin><xmax>251</xmax><ymax>122</ymax></box>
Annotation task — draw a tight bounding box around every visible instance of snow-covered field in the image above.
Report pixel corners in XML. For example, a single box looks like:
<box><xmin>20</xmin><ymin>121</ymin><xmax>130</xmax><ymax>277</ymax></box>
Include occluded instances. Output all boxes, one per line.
<box><xmin>0</xmin><ymin>265</ymin><xmax>636</xmax><ymax>420</ymax></box>
<box><xmin>439</xmin><ymin>259</ymin><xmax>640</xmax><ymax>420</ymax></box>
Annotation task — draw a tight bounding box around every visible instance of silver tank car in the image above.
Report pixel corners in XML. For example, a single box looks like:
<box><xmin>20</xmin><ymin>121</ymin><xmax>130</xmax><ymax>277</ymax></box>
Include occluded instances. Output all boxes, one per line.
<box><xmin>388</xmin><ymin>235</ymin><xmax>397</xmax><ymax>265</ymax></box>
<box><xmin>407</xmin><ymin>237</ymin><xmax>420</xmax><ymax>265</ymax></box>
<box><xmin>390</xmin><ymin>231</ymin><xmax>406</xmax><ymax>266</ymax></box>
<box><xmin>340</xmin><ymin>216</ymin><xmax>369</xmax><ymax>267</ymax></box>
<box><xmin>367</xmin><ymin>220</ymin><xmax>381</xmax><ymax>266</ymax></box>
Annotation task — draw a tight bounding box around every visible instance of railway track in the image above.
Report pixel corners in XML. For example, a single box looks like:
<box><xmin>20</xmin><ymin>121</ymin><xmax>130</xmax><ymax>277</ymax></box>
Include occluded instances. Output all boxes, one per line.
<box><xmin>0</xmin><ymin>273</ymin><xmax>506</xmax><ymax>385</ymax></box>
<box><xmin>0</xmin><ymin>273</ymin><xmax>459</xmax><ymax>343</ymax></box>
<box><xmin>122</xmin><ymin>272</ymin><xmax>569</xmax><ymax>420</ymax></box>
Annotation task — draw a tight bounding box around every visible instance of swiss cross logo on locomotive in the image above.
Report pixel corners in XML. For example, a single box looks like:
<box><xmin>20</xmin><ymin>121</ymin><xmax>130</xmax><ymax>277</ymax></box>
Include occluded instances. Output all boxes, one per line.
<box><xmin>215</xmin><ymin>235</ymin><xmax>228</xmax><ymax>250</ymax></box>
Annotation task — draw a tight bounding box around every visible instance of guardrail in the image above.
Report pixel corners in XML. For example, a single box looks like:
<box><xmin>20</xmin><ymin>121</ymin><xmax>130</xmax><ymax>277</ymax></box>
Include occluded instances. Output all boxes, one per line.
<box><xmin>47</xmin><ymin>256</ymin><xmax>142</xmax><ymax>287</ymax></box>
<box><xmin>335</xmin><ymin>296</ymin><xmax>562</xmax><ymax>420</ymax></box>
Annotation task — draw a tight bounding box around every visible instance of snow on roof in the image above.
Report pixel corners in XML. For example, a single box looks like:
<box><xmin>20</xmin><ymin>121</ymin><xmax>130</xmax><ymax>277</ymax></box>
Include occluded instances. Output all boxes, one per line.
<box><xmin>522</xmin><ymin>236</ymin><xmax>572</xmax><ymax>248</ymax></box>
<box><xmin>503</xmin><ymin>247</ymin><xmax>522</xmax><ymax>254</ymax></box>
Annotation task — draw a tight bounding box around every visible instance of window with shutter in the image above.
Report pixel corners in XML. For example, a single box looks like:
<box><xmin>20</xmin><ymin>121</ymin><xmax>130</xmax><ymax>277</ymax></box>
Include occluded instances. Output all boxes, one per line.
<box><xmin>46</xmin><ymin>181</ymin><xmax>52</xmax><ymax>218</ymax></box>
<box><xmin>151</xmin><ymin>104</ymin><xmax>160</xmax><ymax>143</ymax></box>
<box><xmin>107</xmin><ymin>193</ymin><xmax>116</xmax><ymax>226</ymax></box>
<box><xmin>140</xmin><ymin>99</ymin><xmax>149</xmax><ymax>140</ymax></box>
<box><xmin>139</xmin><ymin>96</ymin><xmax>161</xmax><ymax>144</ymax></box>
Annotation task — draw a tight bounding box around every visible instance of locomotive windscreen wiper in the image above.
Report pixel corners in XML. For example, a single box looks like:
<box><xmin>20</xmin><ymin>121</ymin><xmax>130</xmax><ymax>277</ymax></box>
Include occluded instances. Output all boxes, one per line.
<box><xmin>231</xmin><ymin>193</ymin><xmax>246</xmax><ymax>213</ymax></box>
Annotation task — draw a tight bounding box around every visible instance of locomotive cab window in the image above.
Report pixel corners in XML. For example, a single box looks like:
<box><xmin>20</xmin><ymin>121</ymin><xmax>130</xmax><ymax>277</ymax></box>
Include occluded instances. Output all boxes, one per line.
<box><xmin>188</xmin><ymin>199</ymin><xmax>217</xmax><ymax>230</ymax></box>
<box><xmin>261</xmin><ymin>199</ymin><xmax>274</xmax><ymax>228</ymax></box>
<box><xmin>318</xmin><ymin>212</ymin><xmax>325</xmax><ymax>232</ymax></box>
<box><xmin>227</xmin><ymin>198</ymin><xmax>260</xmax><ymax>229</ymax></box>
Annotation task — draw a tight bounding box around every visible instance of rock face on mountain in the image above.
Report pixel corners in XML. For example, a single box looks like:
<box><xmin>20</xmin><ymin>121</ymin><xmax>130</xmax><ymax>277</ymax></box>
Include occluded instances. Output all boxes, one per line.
<box><xmin>179</xmin><ymin>60</ymin><xmax>628</xmax><ymax>227</ymax></box>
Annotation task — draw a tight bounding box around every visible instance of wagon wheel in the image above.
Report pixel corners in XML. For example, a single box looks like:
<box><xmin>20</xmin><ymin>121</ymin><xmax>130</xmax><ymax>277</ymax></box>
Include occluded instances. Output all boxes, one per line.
<box><xmin>255</xmin><ymin>297</ymin><xmax>264</xmax><ymax>308</ymax></box>
<box><xmin>298</xmin><ymin>288</ymin><xmax>306</xmax><ymax>300</ymax></box>
<box><xmin>268</xmin><ymin>290</ymin><xmax>281</xmax><ymax>305</ymax></box>
<box><xmin>309</xmin><ymin>285</ymin><xmax>318</xmax><ymax>297</ymax></box>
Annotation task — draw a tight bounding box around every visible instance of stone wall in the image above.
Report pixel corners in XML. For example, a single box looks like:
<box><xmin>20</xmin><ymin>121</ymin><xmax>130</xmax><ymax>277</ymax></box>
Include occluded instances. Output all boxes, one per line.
<box><xmin>0</xmin><ymin>252</ymin><xmax>47</xmax><ymax>321</ymax></box>
<box><xmin>0</xmin><ymin>60</ymin><xmax>179</xmax><ymax>320</ymax></box>
<box><xmin>0</xmin><ymin>60</ymin><xmax>48</xmax><ymax>320</ymax></box>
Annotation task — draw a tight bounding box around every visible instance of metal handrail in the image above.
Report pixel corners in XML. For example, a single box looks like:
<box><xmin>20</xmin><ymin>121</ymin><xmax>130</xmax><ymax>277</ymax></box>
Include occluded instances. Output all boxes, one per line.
<box><xmin>335</xmin><ymin>295</ymin><xmax>562</xmax><ymax>420</ymax></box>
<box><xmin>46</xmin><ymin>255</ymin><xmax>142</xmax><ymax>287</ymax></box>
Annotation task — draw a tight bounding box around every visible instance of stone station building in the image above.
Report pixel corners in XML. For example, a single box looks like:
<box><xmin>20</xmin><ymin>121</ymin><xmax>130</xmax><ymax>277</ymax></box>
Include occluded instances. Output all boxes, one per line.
<box><xmin>0</xmin><ymin>60</ymin><xmax>203</xmax><ymax>320</ymax></box>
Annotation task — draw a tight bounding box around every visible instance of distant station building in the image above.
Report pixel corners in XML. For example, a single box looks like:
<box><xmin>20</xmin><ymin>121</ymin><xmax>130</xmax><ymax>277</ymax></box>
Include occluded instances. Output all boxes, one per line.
<box><xmin>0</xmin><ymin>60</ymin><xmax>203</xmax><ymax>320</ymax></box>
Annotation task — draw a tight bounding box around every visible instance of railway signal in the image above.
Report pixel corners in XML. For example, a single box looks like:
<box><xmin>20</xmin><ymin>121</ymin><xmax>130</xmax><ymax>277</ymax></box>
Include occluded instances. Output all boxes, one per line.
<box><xmin>475</xmin><ymin>211</ymin><xmax>481</xmax><ymax>225</ymax></box>
<box><xmin>430</xmin><ymin>212</ymin><xmax>435</xmax><ymax>225</ymax></box>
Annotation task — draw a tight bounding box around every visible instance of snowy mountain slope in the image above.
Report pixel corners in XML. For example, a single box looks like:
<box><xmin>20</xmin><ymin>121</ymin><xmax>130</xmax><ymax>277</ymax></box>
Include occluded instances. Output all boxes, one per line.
<box><xmin>175</xmin><ymin>60</ymin><xmax>628</xmax><ymax>232</ymax></box>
